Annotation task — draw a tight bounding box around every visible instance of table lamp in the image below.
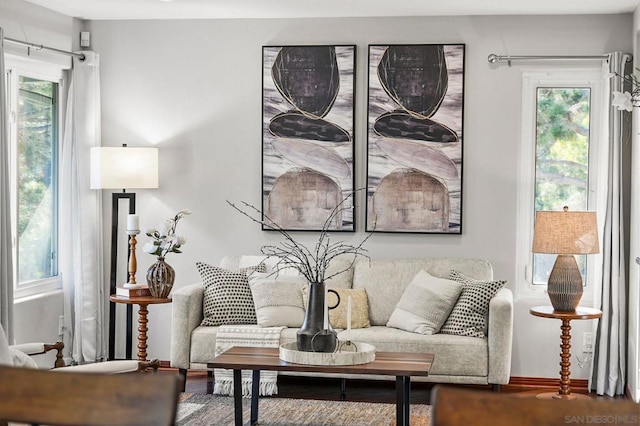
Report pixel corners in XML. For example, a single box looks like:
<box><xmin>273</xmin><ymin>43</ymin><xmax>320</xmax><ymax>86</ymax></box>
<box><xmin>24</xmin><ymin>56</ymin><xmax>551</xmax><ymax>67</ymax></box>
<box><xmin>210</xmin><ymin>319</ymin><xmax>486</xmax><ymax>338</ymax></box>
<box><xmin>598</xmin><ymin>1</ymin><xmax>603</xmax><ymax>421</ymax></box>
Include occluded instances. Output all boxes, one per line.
<box><xmin>90</xmin><ymin>144</ymin><xmax>159</xmax><ymax>360</ymax></box>
<box><xmin>532</xmin><ymin>206</ymin><xmax>599</xmax><ymax>311</ymax></box>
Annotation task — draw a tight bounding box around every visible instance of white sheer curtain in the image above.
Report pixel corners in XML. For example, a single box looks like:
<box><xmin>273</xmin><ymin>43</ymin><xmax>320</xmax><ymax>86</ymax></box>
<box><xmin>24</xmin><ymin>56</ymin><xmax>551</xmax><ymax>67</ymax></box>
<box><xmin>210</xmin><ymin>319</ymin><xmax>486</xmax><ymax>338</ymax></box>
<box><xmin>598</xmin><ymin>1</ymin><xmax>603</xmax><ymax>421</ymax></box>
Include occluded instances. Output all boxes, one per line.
<box><xmin>590</xmin><ymin>51</ymin><xmax>631</xmax><ymax>396</ymax></box>
<box><xmin>0</xmin><ymin>27</ymin><xmax>14</xmax><ymax>342</ymax></box>
<box><xmin>60</xmin><ymin>51</ymin><xmax>106</xmax><ymax>363</ymax></box>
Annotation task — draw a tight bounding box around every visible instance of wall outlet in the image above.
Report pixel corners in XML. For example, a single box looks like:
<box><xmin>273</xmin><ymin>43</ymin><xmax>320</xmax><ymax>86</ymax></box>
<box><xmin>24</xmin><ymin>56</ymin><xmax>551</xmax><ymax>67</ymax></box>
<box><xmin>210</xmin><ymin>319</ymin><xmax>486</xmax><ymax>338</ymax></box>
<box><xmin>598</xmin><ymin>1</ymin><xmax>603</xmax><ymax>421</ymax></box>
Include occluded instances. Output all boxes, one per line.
<box><xmin>582</xmin><ymin>332</ymin><xmax>594</xmax><ymax>352</ymax></box>
<box><xmin>58</xmin><ymin>315</ymin><xmax>64</xmax><ymax>336</ymax></box>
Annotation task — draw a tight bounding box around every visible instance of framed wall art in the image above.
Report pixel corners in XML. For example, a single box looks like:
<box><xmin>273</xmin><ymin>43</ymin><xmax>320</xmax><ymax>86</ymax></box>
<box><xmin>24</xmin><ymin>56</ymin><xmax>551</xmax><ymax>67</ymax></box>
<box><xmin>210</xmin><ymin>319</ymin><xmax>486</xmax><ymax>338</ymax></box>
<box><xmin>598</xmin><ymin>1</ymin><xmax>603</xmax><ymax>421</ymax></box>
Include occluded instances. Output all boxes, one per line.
<box><xmin>366</xmin><ymin>44</ymin><xmax>465</xmax><ymax>234</ymax></box>
<box><xmin>262</xmin><ymin>45</ymin><xmax>356</xmax><ymax>231</ymax></box>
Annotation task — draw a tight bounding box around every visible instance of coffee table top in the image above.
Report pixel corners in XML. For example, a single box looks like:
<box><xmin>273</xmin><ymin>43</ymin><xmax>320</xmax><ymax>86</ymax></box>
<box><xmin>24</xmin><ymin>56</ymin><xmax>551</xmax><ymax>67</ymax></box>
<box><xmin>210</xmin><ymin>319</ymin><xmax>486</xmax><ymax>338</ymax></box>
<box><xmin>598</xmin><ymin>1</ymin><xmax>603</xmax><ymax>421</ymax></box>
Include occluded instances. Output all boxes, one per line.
<box><xmin>208</xmin><ymin>346</ymin><xmax>433</xmax><ymax>377</ymax></box>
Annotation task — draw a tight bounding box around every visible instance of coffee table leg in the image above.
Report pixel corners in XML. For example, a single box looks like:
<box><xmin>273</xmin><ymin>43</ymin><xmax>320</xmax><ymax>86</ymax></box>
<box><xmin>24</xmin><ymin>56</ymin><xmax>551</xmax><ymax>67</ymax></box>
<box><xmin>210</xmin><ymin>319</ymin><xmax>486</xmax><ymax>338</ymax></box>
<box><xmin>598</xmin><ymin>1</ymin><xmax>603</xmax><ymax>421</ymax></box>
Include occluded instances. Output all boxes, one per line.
<box><xmin>233</xmin><ymin>369</ymin><xmax>242</xmax><ymax>426</ymax></box>
<box><xmin>396</xmin><ymin>376</ymin><xmax>410</xmax><ymax>426</ymax></box>
<box><xmin>251</xmin><ymin>370</ymin><xmax>260</xmax><ymax>425</ymax></box>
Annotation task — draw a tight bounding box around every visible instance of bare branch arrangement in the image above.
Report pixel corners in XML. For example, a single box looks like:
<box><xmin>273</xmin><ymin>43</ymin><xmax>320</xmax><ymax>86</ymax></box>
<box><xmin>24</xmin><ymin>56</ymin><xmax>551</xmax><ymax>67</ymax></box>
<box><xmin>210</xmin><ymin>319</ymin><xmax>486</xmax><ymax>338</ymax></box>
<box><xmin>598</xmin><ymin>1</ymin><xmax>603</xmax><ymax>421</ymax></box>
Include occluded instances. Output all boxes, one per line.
<box><xmin>227</xmin><ymin>190</ymin><xmax>373</xmax><ymax>284</ymax></box>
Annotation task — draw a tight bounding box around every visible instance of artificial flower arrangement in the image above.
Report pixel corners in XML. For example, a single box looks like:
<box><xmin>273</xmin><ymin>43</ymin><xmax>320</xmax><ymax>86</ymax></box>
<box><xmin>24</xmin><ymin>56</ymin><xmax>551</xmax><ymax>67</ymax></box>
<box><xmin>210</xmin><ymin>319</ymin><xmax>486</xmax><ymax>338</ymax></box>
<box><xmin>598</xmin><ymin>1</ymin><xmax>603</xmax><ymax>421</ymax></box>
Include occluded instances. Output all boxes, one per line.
<box><xmin>143</xmin><ymin>209</ymin><xmax>191</xmax><ymax>259</ymax></box>
<box><xmin>611</xmin><ymin>68</ymin><xmax>640</xmax><ymax>111</ymax></box>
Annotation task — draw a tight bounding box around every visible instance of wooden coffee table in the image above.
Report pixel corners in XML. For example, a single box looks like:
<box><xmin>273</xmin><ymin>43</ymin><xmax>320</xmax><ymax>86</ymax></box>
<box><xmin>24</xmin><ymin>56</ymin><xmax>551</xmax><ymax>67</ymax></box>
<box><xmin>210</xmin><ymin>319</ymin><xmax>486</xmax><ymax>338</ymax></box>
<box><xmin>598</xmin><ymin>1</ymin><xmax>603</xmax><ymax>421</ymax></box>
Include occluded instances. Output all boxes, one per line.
<box><xmin>208</xmin><ymin>346</ymin><xmax>434</xmax><ymax>426</ymax></box>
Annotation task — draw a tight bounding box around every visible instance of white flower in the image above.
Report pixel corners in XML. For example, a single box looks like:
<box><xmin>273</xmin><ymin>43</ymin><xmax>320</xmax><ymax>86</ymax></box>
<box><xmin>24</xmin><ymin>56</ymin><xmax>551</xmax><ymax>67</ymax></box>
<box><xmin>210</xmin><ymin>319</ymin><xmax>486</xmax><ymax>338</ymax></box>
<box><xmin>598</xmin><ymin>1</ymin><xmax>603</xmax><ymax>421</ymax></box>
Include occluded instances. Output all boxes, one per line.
<box><xmin>612</xmin><ymin>91</ymin><xmax>633</xmax><ymax>111</ymax></box>
<box><xmin>142</xmin><ymin>242</ymin><xmax>157</xmax><ymax>254</ymax></box>
<box><xmin>145</xmin><ymin>209</ymin><xmax>190</xmax><ymax>258</ymax></box>
<box><xmin>161</xmin><ymin>220</ymin><xmax>173</xmax><ymax>235</ymax></box>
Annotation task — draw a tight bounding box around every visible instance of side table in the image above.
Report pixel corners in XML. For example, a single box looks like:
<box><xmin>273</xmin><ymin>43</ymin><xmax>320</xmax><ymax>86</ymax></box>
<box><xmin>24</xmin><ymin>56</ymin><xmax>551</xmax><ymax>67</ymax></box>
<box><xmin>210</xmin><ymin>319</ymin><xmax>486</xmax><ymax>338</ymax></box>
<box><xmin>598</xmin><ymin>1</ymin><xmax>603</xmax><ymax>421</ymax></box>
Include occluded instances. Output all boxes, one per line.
<box><xmin>530</xmin><ymin>305</ymin><xmax>602</xmax><ymax>400</ymax></box>
<box><xmin>109</xmin><ymin>295</ymin><xmax>172</xmax><ymax>361</ymax></box>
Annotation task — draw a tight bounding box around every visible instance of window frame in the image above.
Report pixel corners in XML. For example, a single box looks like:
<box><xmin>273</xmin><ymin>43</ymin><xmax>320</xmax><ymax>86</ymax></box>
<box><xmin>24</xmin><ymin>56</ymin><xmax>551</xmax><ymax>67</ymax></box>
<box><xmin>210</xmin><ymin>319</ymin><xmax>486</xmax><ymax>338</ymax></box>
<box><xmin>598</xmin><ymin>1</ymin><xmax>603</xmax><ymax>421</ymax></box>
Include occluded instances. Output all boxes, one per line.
<box><xmin>516</xmin><ymin>67</ymin><xmax>604</xmax><ymax>301</ymax></box>
<box><xmin>6</xmin><ymin>57</ymin><xmax>65</xmax><ymax>299</ymax></box>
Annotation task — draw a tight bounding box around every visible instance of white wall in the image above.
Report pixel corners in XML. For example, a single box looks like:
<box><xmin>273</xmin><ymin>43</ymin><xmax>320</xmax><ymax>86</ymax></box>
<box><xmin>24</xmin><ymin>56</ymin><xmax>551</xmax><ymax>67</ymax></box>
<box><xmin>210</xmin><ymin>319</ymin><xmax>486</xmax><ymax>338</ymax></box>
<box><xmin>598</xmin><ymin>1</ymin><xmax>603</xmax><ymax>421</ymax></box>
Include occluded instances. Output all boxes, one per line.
<box><xmin>87</xmin><ymin>14</ymin><xmax>632</xmax><ymax>380</ymax></box>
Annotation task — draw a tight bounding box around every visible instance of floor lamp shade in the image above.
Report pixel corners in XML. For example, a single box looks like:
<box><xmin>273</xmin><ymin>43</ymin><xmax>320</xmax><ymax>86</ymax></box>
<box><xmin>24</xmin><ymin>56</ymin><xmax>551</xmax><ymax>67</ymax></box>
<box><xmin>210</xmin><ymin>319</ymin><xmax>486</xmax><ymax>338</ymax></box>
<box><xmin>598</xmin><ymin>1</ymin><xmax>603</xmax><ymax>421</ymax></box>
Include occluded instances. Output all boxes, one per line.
<box><xmin>532</xmin><ymin>208</ymin><xmax>599</xmax><ymax>311</ymax></box>
<box><xmin>90</xmin><ymin>147</ymin><xmax>159</xmax><ymax>190</ymax></box>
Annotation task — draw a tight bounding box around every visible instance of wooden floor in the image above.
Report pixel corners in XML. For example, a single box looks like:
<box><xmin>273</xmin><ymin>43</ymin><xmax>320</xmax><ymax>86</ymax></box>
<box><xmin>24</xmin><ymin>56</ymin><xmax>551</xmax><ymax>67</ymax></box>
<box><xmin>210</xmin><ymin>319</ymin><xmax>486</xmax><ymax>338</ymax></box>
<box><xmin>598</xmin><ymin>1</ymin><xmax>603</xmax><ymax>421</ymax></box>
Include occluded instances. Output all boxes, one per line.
<box><xmin>177</xmin><ymin>370</ymin><xmax>623</xmax><ymax>403</ymax></box>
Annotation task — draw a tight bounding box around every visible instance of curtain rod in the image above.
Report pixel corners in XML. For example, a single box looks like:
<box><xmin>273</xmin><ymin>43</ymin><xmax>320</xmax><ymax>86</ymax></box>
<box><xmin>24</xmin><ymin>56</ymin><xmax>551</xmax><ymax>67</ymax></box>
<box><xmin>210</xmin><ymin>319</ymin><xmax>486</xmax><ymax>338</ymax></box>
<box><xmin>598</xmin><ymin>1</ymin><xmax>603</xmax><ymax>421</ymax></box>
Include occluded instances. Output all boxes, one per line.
<box><xmin>487</xmin><ymin>53</ymin><xmax>607</xmax><ymax>66</ymax></box>
<box><xmin>4</xmin><ymin>37</ymin><xmax>85</xmax><ymax>61</ymax></box>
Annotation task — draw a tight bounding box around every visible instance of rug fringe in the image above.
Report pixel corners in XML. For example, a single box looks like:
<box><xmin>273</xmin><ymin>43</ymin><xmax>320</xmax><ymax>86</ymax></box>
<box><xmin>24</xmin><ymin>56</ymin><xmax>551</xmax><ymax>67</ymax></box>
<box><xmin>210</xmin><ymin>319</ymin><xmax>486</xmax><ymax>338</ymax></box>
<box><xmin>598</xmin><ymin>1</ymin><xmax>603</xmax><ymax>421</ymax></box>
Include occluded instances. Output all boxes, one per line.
<box><xmin>214</xmin><ymin>380</ymin><xmax>278</xmax><ymax>398</ymax></box>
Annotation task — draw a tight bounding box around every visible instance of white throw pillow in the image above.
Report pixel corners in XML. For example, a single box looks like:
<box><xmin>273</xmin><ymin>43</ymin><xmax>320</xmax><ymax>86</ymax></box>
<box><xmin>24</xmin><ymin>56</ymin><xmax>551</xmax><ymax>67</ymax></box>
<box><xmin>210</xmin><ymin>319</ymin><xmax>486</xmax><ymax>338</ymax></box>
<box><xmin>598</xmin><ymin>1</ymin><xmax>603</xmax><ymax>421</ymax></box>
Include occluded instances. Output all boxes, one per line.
<box><xmin>386</xmin><ymin>270</ymin><xmax>463</xmax><ymax>335</ymax></box>
<box><xmin>248</xmin><ymin>273</ymin><xmax>307</xmax><ymax>327</ymax></box>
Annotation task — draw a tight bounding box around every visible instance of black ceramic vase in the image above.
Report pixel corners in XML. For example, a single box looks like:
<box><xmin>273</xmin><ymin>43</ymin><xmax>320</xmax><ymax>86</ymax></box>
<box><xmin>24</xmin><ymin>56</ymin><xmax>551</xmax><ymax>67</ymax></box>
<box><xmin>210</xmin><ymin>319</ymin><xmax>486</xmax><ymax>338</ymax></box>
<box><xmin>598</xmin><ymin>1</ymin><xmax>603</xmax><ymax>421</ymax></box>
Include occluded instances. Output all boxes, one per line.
<box><xmin>297</xmin><ymin>282</ymin><xmax>339</xmax><ymax>352</ymax></box>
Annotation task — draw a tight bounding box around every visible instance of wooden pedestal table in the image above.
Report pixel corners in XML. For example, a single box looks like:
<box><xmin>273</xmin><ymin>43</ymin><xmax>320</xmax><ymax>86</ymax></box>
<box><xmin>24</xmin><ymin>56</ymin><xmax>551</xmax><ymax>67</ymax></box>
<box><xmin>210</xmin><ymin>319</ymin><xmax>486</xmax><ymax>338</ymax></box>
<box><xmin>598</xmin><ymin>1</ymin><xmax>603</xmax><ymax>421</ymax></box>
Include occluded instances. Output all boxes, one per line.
<box><xmin>109</xmin><ymin>295</ymin><xmax>172</xmax><ymax>361</ymax></box>
<box><xmin>529</xmin><ymin>306</ymin><xmax>602</xmax><ymax>400</ymax></box>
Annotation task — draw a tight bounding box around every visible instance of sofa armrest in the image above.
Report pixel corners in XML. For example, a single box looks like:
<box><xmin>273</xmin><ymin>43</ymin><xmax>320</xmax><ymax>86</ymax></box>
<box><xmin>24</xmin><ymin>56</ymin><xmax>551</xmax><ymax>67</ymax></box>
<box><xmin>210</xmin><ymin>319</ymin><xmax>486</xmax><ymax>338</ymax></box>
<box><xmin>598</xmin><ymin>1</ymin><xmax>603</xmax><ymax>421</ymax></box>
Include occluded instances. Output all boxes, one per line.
<box><xmin>487</xmin><ymin>287</ymin><xmax>513</xmax><ymax>385</ymax></box>
<box><xmin>170</xmin><ymin>283</ymin><xmax>204</xmax><ymax>370</ymax></box>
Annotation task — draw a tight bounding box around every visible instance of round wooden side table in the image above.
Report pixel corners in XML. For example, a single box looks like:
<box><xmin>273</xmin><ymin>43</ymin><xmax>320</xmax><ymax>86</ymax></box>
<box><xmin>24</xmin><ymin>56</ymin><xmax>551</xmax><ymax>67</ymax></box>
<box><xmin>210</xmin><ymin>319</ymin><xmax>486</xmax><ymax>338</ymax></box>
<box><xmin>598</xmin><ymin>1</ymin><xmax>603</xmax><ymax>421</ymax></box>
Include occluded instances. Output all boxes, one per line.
<box><xmin>109</xmin><ymin>295</ymin><xmax>172</xmax><ymax>361</ymax></box>
<box><xmin>530</xmin><ymin>305</ymin><xmax>602</xmax><ymax>400</ymax></box>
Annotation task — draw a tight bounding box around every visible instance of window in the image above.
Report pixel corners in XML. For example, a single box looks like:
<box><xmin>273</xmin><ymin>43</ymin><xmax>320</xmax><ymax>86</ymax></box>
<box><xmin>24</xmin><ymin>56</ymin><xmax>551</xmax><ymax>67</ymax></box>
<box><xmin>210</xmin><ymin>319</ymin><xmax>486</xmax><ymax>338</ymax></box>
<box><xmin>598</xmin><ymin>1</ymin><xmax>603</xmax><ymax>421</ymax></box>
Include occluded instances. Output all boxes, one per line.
<box><xmin>517</xmin><ymin>69</ymin><xmax>603</xmax><ymax>297</ymax></box>
<box><xmin>6</xmin><ymin>61</ymin><xmax>63</xmax><ymax>298</ymax></box>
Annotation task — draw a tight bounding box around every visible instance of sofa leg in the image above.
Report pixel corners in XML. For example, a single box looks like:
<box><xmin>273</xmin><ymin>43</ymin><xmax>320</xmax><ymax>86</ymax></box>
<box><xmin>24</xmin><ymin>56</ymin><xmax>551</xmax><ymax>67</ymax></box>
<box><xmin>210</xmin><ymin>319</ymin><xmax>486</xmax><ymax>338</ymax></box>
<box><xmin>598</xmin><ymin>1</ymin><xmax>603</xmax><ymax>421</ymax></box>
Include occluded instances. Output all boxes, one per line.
<box><xmin>340</xmin><ymin>378</ymin><xmax>347</xmax><ymax>400</ymax></box>
<box><xmin>178</xmin><ymin>369</ymin><xmax>187</xmax><ymax>392</ymax></box>
<box><xmin>492</xmin><ymin>384</ymin><xmax>500</xmax><ymax>393</ymax></box>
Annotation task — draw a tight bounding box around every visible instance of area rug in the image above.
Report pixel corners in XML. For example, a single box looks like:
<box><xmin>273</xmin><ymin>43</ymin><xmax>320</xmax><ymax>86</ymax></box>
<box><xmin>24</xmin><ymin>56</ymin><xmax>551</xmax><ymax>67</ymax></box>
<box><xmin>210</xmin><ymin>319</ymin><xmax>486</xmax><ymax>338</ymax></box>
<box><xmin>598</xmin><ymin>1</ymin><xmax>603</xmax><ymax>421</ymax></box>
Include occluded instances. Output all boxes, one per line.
<box><xmin>177</xmin><ymin>393</ymin><xmax>431</xmax><ymax>425</ymax></box>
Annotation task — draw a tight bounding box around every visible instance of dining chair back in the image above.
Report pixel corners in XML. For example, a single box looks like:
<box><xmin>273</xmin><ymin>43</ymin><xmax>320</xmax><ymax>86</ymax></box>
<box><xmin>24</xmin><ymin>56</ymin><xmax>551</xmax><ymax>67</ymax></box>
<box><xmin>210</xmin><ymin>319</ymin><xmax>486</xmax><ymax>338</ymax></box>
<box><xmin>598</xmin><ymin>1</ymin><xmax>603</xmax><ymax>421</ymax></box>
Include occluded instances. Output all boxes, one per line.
<box><xmin>0</xmin><ymin>365</ymin><xmax>181</xmax><ymax>426</ymax></box>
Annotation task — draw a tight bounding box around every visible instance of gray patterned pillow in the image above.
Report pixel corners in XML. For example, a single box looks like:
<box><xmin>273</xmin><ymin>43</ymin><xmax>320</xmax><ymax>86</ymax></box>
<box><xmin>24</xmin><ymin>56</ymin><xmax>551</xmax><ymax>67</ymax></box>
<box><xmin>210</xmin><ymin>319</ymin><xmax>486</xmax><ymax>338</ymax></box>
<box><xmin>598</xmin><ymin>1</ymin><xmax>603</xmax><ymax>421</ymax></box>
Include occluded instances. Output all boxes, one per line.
<box><xmin>197</xmin><ymin>262</ymin><xmax>266</xmax><ymax>326</ymax></box>
<box><xmin>440</xmin><ymin>270</ymin><xmax>506</xmax><ymax>338</ymax></box>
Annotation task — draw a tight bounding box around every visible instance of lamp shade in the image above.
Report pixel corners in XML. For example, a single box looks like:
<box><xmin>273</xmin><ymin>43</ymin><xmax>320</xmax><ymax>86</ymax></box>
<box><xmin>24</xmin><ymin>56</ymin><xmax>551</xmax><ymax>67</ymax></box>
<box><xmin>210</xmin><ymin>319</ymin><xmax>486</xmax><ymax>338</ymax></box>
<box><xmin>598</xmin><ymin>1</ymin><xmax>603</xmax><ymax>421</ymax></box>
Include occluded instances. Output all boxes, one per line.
<box><xmin>90</xmin><ymin>147</ymin><xmax>159</xmax><ymax>189</ymax></box>
<box><xmin>532</xmin><ymin>208</ymin><xmax>599</xmax><ymax>255</ymax></box>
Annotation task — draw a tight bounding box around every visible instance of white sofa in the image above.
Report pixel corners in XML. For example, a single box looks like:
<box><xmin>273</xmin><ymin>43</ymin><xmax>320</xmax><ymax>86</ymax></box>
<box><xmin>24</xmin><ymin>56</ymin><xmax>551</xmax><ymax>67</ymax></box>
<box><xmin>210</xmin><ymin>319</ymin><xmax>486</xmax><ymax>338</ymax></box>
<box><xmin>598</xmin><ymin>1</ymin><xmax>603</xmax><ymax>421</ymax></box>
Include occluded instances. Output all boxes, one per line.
<box><xmin>170</xmin><ymin>256</ymin><xmax>513</xmax><ymax>391</ymax></box>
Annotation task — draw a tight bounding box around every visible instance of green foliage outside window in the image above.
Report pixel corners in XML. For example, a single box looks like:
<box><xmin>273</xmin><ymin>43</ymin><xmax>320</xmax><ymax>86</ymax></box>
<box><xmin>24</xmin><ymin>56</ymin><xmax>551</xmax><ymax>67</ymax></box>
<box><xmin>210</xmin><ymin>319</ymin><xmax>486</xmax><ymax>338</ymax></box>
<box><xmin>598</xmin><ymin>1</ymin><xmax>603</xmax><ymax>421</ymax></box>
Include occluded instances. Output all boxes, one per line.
<box><xmin>17</xmin><ymin>76</ymin><xmax>58</xmax><ymax>283</ymax></box>
<box><xmin>533</xmin><ymin>88</ymin><xmax>590</xmax><ymax>285</ymax></box>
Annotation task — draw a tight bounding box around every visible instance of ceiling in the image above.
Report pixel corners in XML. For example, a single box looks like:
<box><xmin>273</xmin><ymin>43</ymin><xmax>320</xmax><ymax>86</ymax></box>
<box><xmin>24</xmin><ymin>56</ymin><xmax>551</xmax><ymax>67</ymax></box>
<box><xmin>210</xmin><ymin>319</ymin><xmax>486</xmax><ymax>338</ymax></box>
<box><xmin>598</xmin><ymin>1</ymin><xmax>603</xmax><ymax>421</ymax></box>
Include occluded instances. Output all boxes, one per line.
<box><xmin>22</xmin><ymin>0</ymin><xmax>640</xmax><ymax>21</ymax></box>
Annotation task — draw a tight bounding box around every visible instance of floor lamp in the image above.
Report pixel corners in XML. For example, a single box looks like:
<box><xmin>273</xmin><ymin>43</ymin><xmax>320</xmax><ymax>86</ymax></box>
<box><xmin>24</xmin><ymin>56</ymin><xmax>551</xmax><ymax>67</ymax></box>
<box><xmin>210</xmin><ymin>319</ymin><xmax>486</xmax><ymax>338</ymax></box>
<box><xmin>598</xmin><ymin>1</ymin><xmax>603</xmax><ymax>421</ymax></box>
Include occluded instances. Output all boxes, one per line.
<box><xmin>90</xmin><ymin>145</ymin><xmax>159</xmax><ymax>360</ymax></box>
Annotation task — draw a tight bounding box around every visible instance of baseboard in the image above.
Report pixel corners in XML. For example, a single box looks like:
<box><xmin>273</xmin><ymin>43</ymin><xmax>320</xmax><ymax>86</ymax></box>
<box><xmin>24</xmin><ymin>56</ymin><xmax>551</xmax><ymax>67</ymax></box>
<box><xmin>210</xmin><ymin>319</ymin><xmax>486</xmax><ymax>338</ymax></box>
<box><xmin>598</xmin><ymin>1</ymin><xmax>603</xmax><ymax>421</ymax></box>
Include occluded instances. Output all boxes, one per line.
<box><xmin>503</xmin><ymin>376</ymin><xmax>588</xmax><ymax>393</ymax></box>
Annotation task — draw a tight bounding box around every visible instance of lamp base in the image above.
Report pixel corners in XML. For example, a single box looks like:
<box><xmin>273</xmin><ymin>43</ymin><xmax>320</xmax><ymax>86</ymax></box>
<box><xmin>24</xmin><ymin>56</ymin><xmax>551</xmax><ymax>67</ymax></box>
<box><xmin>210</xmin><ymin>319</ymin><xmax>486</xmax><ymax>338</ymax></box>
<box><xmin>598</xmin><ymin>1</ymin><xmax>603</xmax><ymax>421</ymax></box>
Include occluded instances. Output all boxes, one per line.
<box><xmin>547</xmin><ymin>255</ymin><xmax>583</xmax><ymax>311</ymax></box>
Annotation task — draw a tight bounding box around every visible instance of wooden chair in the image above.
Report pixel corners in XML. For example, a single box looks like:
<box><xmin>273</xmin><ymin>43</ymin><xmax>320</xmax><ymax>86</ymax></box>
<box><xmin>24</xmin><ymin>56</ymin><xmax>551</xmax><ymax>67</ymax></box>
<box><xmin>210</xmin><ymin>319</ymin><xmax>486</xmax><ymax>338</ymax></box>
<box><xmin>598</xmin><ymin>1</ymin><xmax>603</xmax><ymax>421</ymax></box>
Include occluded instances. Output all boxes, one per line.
<box><xmin>1</xmin><ymin>324</ymin><xmax>159</xmax><ymax>372</ymax></box>
<box><xmin>430</xmin><ymin>385</ymin><xmax>640</xmax><ymax>426</ymax></box>
<box><xmin>0</xmin><ymin>365</ymin><xmax>182</xmax><ymax>426</ymax></box>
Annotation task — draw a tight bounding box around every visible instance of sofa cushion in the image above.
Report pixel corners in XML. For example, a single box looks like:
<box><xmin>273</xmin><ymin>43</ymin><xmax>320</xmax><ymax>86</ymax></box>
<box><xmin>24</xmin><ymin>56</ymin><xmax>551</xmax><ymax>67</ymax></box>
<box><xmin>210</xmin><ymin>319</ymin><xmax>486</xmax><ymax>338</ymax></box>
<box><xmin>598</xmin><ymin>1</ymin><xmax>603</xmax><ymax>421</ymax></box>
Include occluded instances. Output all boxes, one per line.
<box><xmin>327</xmin><ymin>288</ymin><xmax>370</xmax><ymax>329</ymax></box>
<box><xmin>197</xmin><ymin>262</ymin><xmax>265</xmax><ymax>326</ymax></box>
<box><xmin>440</xmin><ymin>270</ymin><xmax>506</xmax><ymax>338</ymax></box>
<box><xmin>249</xmin><ymin>273</ymin><xmax>306</xmax><ymax>327</ymax></box>
<box><xmin>337</xmin><ymin>326</ymin><xmax>488</xmax><ymax>377</ymax></box>
<box><xmin>324</xmin><ymin>256</ymin><xmax>356</xmax><ymax>289</ymax></box>
<box><xmin>353</xmin><ymin>258</ymin><xmax>493</xmax><ymax>326</ymax></box>
<box><xmin>386</xmin><ymin>270</ymin><xmax>462</xmax><ymax>335</ymax></box>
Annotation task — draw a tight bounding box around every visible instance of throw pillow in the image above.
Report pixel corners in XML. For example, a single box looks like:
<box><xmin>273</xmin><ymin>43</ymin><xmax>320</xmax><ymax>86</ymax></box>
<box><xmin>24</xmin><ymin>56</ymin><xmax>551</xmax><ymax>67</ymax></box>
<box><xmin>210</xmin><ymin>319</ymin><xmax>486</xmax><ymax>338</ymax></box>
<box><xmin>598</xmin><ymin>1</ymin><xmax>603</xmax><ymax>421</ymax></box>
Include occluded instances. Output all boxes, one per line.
<box><xmin>326</xmin><ymin>288</ymin><xmax>371</xmax><ymax>329</ymax></box>
<box><xmin>386</xmin><ymin>270</ymin><xmax>463</xmax><ymax>335</ymax></box>
<box><xmin>197</xmin><ymin>262</ymin><xmax>266</xmax><ymax>327</ymax></box>
<box><xmin>440</xmin><ymin>270</ymin><xmax>506</xmax><ymax>338</ymax></box>
<box><xmin>248</xmin><ymin>273</ymin><xmax>307</xmax><ymax>327</ymax></box>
